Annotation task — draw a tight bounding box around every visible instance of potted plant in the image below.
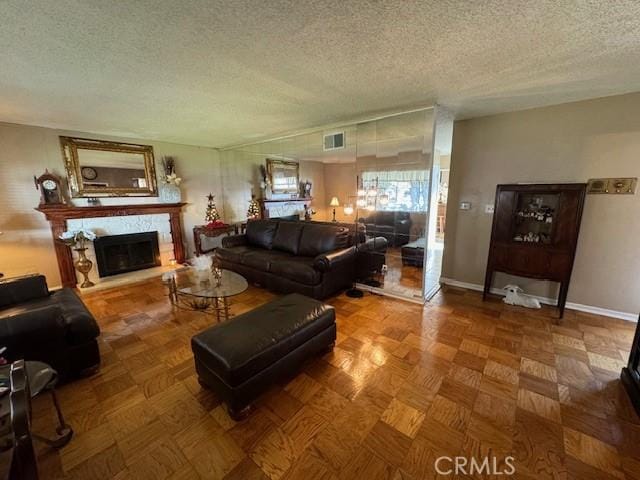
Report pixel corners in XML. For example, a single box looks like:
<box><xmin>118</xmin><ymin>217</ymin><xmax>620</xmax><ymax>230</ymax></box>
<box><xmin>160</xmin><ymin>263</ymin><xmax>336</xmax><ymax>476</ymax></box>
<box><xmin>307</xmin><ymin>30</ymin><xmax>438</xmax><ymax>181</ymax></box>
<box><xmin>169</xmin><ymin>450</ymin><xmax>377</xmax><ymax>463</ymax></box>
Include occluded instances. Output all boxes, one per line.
<box><xmin>159</xmin><ymin>156</ymin><xmax>183</xmax><ymax>203</ymax></box>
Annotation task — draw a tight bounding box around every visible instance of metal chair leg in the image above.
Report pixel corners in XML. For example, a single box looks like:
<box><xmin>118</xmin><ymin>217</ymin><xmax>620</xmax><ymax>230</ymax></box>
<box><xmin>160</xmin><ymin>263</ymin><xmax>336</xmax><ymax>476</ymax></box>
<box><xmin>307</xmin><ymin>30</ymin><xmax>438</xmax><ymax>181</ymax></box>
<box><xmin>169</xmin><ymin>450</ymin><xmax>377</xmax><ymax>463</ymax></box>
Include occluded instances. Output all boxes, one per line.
<box><xmin>32</xmin><ymin>388</ymin><xmax>73</xmax><ymax>448</ymax></box>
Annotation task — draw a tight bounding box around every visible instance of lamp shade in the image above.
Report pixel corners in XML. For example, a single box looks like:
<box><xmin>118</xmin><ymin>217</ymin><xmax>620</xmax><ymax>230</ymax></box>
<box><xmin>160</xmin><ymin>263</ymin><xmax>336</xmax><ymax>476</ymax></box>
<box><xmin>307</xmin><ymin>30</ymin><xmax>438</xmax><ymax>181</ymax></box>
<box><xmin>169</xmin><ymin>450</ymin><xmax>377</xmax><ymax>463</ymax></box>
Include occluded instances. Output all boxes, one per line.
<box><xmin>329</xmin><ymin>197</ymin><xmax>340</xmax><ymax>207</ymax></box>
<box><xmin>343</xmin><ymin>204</ymin><xmax>354</xmax><ymax>215</ymax></box>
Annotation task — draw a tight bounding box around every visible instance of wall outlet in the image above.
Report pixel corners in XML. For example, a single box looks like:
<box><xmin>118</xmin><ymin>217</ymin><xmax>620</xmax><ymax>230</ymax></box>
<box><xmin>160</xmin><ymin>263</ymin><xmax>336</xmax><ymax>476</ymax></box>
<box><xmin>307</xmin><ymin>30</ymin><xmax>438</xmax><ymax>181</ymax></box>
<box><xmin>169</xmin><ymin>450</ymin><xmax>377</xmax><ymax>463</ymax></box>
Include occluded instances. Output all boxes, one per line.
<box><xmin>459</xmin><ymin>201</ymin><xmax>472</xmax><ymax>210</ymax></box>
<box><xmin>485</xmin><ymin>204</ymin><xmax>495</xmax><ymax>214</ymax></box>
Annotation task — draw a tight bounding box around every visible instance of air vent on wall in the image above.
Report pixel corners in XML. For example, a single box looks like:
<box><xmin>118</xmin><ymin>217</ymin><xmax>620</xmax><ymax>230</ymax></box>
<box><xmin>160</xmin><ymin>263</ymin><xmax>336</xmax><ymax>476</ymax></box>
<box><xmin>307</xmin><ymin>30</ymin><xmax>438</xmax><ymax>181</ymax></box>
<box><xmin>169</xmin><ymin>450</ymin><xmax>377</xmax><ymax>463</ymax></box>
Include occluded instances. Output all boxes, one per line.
<box><xmin>323</xmin><ymin>131</ymin><xmax>345</xmax><ymax>151</ymax></box>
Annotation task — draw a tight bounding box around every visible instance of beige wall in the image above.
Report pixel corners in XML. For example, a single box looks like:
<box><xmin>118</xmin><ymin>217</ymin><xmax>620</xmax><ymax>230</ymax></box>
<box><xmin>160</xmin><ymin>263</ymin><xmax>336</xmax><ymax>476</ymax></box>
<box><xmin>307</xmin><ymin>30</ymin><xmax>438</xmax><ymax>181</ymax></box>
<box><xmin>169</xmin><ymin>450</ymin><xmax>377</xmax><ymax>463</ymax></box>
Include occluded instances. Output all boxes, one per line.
<box><xmin>220</xmin><ymin>149</ymin><xmax>328</xmax><ymax>222</ymax></box>
<box><xmin>324</xmin><ymin>163</ymin><xmax>357</xmax><ymax>223</ymax></box>
<box><xmin>0</xmin><ymin>122</ymin><xmax>221</xmax><ymax>288</ymax></box>
<box><xmin>443</xmin><ymin>92</ymin><xmax>640</xmax><ymax>315</ymax></box>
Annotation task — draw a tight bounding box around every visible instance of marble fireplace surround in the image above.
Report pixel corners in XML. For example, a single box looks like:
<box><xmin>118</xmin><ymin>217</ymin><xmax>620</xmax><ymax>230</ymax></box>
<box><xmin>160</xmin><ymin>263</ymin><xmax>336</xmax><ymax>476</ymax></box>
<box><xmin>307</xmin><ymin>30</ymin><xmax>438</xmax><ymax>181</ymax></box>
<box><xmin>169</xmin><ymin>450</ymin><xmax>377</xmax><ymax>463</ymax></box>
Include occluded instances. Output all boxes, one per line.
<box><xmin>37</xmin><ymin>203</ymin><xmax>186</xmax><ymax>288</ymax></box>
<box><xmin>259</xmin><ymin>198</ymin><xmax>310</xmax><ymax>219</ymax></box>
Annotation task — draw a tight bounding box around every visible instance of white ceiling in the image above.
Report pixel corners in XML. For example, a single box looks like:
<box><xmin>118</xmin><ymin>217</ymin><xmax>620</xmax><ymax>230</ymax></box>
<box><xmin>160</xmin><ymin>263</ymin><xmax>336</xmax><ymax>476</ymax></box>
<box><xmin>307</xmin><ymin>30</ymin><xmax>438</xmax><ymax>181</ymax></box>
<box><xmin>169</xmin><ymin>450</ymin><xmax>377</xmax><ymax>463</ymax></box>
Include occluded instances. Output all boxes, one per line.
<box><xmin>2</xmin><ymin>1</ymin><xmax>640</xmax><ymax>148</ymax></box>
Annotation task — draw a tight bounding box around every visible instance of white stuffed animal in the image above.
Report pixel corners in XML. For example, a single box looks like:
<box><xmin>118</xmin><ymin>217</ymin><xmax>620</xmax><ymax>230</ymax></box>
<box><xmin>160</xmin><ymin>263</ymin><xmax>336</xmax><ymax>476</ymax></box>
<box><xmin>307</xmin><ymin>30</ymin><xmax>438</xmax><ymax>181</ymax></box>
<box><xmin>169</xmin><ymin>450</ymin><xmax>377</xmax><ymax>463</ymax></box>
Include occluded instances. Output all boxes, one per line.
<box><xmin>502</xmin><ymin>284</ymin><xmax>541</xmax><ymax>309</ymax></box>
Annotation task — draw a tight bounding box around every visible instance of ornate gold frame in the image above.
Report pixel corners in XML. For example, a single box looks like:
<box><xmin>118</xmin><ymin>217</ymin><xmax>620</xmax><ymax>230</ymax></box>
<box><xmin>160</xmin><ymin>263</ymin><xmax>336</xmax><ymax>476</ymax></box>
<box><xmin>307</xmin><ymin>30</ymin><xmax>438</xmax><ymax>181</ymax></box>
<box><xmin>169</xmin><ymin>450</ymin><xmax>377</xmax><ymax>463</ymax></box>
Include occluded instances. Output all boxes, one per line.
<box><xmin>266</xmin><ymin>158</ymin><xmax>300</xmax><ymax>195</ymax></box>
<box><xmin>60</xmin><ymin>136</ymin><xmax>158</xmax><ymax>197</ymax></box>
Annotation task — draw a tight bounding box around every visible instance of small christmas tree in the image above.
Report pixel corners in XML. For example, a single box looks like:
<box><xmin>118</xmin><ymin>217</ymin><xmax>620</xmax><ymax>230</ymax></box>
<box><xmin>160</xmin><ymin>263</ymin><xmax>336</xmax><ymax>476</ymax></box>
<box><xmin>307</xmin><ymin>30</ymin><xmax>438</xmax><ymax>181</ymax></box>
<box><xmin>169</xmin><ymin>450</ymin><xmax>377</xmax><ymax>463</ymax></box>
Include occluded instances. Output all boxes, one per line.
<box><xmin>205</xmin><ymin>193</ymin><xmax>220</xmax><ymax>223</ymax></box>
<box><xmin>247</xmin><ymin>195</ymin><xmax>260</xmax><ymax>219</ymax></box>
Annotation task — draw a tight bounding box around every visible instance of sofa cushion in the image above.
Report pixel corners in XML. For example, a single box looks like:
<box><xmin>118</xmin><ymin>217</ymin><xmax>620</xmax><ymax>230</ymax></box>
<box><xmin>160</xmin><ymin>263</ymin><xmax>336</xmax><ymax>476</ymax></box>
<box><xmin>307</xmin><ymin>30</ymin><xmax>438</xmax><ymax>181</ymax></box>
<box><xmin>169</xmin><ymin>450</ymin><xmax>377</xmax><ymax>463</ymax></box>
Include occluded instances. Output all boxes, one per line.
<box><xmin>272</xmin><ymin>221</ymin><xmax>304</xmax><ymax>254</ymax></box>
<box><xmin>241</xmin><ymin>250</ymin><xmax>291</xmax><ymax>271</ymax></box>
<box><xmin>215</xmin><ymin>245</ymin><xmax>255</xmax><ymax>264</ymax></box>
<box><xmin>0</xmin><ymin>275</ymin><xmax>49</xmax><ymax>309</ymax></box>
<box><xmin>374</xmin><ymin>225</ymin><xmax>395</xmax><ymax>234</ymax></box>
<box><xmin>246</xmin><ymin>220</ymin><xmax>278</xmax><ymax>249</ymax></box>
<box><xmin>396</xmin><ymin>211</ymin><xmax>411</xmax><ymax>222</ymax></box>
<box><xmin>191</xmin><ymin>293</ymin><xmax>335</xmax><ymax>387</ymax></box>
<box><xmin>270</xmin><ymin>257</ymin><xmax>322</xmax><ymax>285</ymax></box>
<box><xmin>377</xmin><ymin>211</ymin><xmax>396</xmax><ymax>225</ymax></box>
<box><xmin>298</xmin><ymin>224</ymin><xmax>349</xmax><ymax>257</ymax></box>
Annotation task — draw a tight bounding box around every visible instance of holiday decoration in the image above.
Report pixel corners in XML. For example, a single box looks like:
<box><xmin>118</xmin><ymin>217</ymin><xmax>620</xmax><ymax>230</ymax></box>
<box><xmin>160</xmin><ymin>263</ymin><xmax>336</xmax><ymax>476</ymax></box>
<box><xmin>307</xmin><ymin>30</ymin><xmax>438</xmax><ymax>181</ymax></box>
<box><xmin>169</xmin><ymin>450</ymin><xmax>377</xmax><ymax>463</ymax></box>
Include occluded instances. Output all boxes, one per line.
<box><xmin>247</xmin><ymin>195</ymin><xmax>260</xmax><ymax>219</ymax></box>
<box><xmin>162</xmin><ymin>156</ymin><xmax>182</xmax><ymax>185</ymax></box>
<box><xmin>205</xmin><ymin>193</ymin><xmax>220</xmax><ymax>223</ymax></box>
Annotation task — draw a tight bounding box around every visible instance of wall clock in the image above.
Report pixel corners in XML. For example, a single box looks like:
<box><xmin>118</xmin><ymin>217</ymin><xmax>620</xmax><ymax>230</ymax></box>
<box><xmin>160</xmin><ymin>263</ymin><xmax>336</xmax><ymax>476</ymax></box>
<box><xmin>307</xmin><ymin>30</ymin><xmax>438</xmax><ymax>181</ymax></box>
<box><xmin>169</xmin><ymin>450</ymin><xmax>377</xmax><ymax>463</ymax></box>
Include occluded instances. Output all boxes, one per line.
<box><xmin>81</xmin><ymin>166</ymin><xmax>98</xmax><ymax>181</ymax></box>
<box><xmin>34</xmin><ymin>169</ymin><xmax>66</xmax><ymax>207</ymax></box>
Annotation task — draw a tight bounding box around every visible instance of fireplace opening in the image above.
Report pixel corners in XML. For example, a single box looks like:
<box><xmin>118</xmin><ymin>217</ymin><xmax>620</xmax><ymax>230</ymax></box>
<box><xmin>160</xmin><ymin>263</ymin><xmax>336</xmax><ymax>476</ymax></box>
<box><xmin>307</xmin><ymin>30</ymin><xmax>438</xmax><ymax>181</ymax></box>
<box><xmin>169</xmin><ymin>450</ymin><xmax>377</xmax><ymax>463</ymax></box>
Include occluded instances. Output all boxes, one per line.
<box><xmin>94</xmin><ymin>232</ymin><xmax>161</xmax><ymax>278</ymax></box>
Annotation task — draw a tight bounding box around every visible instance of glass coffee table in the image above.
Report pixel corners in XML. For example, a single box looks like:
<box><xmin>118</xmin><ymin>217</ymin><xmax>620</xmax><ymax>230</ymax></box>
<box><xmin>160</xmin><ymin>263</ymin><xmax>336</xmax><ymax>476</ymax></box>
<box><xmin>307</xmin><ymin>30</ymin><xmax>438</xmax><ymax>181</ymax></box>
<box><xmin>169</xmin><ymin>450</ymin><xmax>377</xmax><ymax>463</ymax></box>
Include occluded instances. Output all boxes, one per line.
<box><xmin>163</xmin><ymin>268</ymin><xmax>248</xmax><ymax>322</ymax></box>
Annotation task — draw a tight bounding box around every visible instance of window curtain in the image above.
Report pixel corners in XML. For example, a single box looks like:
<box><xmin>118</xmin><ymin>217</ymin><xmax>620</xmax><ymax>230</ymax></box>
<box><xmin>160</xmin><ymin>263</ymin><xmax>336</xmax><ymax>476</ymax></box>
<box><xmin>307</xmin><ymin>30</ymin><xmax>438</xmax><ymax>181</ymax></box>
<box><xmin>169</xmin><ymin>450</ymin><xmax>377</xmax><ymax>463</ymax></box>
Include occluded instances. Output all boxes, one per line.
<box><xmin>361</xmin><ymin>170</ymin><xmax>428</xmax><ymax>182</ymax></box>
<box><xmin>362</xmin><ymin>170</ymin><xmax>430</xmax><ymax>212</ymax></box>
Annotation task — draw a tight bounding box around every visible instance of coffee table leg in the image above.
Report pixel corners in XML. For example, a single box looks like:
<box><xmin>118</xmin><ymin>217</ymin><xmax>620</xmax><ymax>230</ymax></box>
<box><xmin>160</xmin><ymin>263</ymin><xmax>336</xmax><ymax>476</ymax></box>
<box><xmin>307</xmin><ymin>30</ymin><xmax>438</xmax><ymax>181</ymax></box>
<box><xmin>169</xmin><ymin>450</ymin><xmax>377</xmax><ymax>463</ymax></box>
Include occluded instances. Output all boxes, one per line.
<box><xmin>214</xmin><ymin>297</ymin><xmax>222</xmax><ymax>322</ymax></box>
<box><xmin>223</xmin><ymin>297</ymin><xmax>230</xmax><ymax>320</ymax></box>
<box><xmin>167</xmin><ymin>276</ymin><xmax>178</xmax><ymax>305</ymax></box>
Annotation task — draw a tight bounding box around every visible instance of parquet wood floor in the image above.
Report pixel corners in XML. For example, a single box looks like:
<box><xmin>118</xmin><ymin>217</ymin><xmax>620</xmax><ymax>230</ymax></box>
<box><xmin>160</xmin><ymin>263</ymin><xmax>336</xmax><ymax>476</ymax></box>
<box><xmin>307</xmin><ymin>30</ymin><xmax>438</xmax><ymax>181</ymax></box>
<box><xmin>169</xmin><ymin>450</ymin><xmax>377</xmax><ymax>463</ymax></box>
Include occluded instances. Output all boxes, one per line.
<box><xmin>30</xmin><ymin>279</ymin><xmax>640</xmax><ymax>479</ymax></box>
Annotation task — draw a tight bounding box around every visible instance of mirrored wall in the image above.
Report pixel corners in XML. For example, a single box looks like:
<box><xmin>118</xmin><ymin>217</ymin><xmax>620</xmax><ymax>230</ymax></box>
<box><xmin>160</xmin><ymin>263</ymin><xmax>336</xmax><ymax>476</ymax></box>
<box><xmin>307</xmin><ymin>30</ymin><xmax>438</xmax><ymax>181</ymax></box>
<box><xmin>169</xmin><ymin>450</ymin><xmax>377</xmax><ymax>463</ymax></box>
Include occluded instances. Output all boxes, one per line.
<box><xmin>354</xmin><ymin>110</ymin><xmax>433</xmax><ymax>300</ymax></box>
<box><xmin>218</xmin><ymin>107</ymin><xmax>452</xmax><ymax>301</ymax></box>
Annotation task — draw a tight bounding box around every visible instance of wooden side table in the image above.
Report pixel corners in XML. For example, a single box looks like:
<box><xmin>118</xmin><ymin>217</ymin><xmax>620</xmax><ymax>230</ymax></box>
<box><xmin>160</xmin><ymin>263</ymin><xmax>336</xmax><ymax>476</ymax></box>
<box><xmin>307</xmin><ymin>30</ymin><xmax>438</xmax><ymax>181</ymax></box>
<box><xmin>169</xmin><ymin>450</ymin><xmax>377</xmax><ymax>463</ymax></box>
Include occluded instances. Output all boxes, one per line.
<box><xmin>193</xmin><ymin>225</ymin><xmax>235</xmax><ymax>256</ymax></box>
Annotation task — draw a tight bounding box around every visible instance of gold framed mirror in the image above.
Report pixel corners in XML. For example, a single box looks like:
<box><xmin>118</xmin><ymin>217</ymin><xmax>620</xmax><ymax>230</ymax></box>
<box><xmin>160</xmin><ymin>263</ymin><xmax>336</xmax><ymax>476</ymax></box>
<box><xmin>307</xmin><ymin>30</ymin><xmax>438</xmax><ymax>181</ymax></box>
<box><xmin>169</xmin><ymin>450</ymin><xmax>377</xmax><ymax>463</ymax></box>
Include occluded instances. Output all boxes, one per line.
<box><xmin>266</xmin><ymin>158</ymin><xmax>299</xmax><ymax>195</ymax></box>
<box><xmin>61</xmin><ymin>137</ymin><xmax>158</xmax><ymax>197</ymax></box>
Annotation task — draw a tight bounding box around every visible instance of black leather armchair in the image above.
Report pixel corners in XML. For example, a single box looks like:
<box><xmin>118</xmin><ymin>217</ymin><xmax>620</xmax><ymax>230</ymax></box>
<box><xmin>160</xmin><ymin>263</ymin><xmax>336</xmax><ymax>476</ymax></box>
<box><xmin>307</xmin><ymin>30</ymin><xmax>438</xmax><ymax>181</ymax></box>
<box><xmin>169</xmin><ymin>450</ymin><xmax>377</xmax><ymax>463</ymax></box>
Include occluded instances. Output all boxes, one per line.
<box><xmin>0</xmin><ymin>275</ymin><xmax>100</xmax><ymax>380</ymax></box>
<box><xmin>358</xmin><ymin>211</ymin><xmax>412</xmax><ymax>246</ymax></box>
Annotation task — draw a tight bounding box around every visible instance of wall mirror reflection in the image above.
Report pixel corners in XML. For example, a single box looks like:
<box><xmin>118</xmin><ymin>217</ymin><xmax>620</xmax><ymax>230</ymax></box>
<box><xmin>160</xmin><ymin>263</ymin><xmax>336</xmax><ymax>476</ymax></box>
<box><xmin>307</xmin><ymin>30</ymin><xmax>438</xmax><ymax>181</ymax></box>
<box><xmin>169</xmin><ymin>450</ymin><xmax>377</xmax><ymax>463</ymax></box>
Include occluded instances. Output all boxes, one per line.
<box><xmin>266</xmin><ymin>158</ymin><xmax>300</xmax><ymax>195</ymax></box>
<box><xmin>218</xmin><ymin>107</ymin><xmax>453</xmax><ymax>303</ymax></box>
<box><xmin>61</xmin><ymin>137</ymin><xmax>158</xmax><ymax>197</ymax></box>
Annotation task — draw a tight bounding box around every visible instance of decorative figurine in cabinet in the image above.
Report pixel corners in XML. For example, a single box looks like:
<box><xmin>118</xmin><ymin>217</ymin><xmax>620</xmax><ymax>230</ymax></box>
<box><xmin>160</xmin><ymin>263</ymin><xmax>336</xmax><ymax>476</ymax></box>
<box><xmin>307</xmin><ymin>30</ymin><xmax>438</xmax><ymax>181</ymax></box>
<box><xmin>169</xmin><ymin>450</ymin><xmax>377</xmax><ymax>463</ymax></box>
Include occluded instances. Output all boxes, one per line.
<box><xmin>483</xmin><ymin>183</ymin><xmax>587</xmax><ymax>318</ymax></box>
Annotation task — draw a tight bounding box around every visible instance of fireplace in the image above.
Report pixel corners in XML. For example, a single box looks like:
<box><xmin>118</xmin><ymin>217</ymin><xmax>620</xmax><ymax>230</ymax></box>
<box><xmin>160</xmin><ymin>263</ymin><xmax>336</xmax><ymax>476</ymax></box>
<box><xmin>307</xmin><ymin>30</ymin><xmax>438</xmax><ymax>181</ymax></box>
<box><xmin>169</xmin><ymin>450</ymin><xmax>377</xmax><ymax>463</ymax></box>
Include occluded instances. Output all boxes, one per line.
<box><xmin>94</xmin><ymin>232</ymin><xmax>161</xmax><ymax>277</ymax></box>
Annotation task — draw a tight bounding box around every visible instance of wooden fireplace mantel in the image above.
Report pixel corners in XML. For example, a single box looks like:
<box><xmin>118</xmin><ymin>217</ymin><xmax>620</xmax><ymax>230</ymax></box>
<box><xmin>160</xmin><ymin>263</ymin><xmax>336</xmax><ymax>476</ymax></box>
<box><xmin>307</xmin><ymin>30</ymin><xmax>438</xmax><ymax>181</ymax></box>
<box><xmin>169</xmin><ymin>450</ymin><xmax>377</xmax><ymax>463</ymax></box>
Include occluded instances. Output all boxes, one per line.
<box><xmin>36</xmin><ymin>203</ymin><xmax>187</xmax><ymax>288</ymax></box>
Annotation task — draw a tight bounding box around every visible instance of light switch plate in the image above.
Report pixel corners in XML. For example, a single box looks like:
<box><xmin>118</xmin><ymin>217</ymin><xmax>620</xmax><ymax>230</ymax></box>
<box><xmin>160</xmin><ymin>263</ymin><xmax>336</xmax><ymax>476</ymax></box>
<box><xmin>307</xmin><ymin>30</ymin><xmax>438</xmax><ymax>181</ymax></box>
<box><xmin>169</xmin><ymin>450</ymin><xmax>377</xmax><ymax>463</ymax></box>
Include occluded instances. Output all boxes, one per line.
<box><xmin>587</xmin><ymin>177</ymin><xmax>637</xmax><ymax>194</ymax></box>
<box><xmin>485</xmin><ymin>204</ymin><xmax>495</xmax><ymax>214</ymax></box>
<box><xmin>459</xmin><ymin>201</ymin><xmax>471</xmax><ymax>210</ymax></box>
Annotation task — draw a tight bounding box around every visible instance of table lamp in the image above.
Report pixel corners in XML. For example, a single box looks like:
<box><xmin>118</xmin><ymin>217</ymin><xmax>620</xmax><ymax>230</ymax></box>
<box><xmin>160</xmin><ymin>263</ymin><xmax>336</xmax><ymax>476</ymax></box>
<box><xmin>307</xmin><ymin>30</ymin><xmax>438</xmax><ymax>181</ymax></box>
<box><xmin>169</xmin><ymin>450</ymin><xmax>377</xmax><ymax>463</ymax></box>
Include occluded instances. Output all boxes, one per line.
<box><xmin>329</xmin><ymin>197</ymin><xmax>340</xmax><ymax>222</ymax></box>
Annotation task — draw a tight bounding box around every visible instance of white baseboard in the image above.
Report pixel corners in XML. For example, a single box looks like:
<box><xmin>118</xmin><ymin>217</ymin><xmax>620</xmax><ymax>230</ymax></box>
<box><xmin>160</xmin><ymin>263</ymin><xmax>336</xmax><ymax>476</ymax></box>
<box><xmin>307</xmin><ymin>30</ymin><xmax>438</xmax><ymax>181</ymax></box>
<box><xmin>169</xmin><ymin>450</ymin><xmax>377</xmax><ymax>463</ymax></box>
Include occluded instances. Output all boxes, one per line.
<box><xmin>439</xmin><ymin>277</ymin><xmax>637</xmax><ymax>322</ymax></box>
<box><xmin>355</xmin><ymin>283</ymin><xmax>425</xmax><ymax>304</ymax></box>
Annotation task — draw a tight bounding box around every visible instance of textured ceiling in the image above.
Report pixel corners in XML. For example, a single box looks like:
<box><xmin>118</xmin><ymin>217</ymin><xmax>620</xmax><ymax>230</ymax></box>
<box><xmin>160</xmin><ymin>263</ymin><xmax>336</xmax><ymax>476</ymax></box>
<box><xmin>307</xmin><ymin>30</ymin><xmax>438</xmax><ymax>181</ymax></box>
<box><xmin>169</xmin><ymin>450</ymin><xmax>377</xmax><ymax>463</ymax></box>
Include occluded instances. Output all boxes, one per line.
<box><xmin>2</xmin><ymin>0</ymin><xmax>640</xmax><ymax>148</ymax></box>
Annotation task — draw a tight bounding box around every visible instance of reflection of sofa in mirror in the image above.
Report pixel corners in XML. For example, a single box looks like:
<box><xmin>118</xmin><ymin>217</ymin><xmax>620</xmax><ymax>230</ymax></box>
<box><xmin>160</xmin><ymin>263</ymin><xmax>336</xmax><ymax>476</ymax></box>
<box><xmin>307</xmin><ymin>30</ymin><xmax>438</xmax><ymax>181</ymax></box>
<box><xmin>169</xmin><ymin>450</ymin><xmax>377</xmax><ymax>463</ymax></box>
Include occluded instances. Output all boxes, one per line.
<box><xmin>358</xmin><ymin>211</ymin><xmax>412</xmax><ymax>246</ymax></box>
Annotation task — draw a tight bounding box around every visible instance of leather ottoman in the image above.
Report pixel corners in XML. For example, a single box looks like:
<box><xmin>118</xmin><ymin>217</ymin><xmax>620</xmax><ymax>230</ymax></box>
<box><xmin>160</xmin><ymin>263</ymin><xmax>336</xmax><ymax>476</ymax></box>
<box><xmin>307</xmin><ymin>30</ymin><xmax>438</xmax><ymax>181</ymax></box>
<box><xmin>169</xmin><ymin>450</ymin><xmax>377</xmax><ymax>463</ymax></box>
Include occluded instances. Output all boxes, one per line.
<box><xmin>191</xmin><ymin>293</ymin><xmax>336</xmax><ymax>419</ymax></box>
<box><xmin>401</xmin><ymin>238</ymin><xmax>425</xmax><ymax>267</ymax></box>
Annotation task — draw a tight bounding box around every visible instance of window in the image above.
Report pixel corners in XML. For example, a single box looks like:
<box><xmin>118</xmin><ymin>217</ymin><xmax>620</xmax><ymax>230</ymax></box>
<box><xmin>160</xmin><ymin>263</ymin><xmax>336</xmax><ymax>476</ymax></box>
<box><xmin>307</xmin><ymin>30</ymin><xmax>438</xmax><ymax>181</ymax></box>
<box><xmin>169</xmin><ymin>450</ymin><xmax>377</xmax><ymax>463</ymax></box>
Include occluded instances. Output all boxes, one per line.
<box><xmin>362</xmin><ymin>170</ymin><xmax>429</xmax><ymax>212</ymax></box>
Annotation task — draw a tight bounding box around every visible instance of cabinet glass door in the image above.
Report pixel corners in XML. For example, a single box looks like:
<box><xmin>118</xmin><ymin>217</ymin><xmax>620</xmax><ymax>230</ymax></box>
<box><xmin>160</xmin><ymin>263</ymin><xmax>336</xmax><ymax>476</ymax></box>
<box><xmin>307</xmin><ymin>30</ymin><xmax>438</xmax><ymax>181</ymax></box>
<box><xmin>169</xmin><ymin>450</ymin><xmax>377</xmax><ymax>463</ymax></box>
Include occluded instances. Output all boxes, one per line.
<box><xmin>512</xmin><ymin>192</ymin><xmax>560</xmax><ymax>245</ymax></box>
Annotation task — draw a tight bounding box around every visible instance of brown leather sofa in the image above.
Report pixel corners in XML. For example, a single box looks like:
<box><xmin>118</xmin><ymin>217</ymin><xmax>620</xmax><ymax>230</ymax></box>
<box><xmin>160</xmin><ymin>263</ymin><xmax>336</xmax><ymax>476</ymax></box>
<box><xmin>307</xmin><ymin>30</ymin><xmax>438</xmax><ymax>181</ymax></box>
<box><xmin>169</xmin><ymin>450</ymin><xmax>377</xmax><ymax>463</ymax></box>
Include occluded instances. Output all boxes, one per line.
<box><xmin>215</xmin><ymin>219</ymin><xmax>356</xmax><ymax>299</ymax></box>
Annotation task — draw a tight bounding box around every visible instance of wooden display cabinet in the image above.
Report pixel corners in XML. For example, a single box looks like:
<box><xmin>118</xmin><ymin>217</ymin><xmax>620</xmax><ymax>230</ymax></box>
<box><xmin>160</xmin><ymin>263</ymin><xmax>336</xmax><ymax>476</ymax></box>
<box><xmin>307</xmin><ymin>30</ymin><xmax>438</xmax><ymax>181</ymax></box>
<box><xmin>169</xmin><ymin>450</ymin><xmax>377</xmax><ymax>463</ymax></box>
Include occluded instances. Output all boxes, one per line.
<box><xmin>483</xmin><ymin>183</ymin><xmax>587</xmax><ymax>318</ymax></box>
<box><xmin>622</xmin><ymin>316</ymin><xmax>640</xmax><ymax>417</ymax></box>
